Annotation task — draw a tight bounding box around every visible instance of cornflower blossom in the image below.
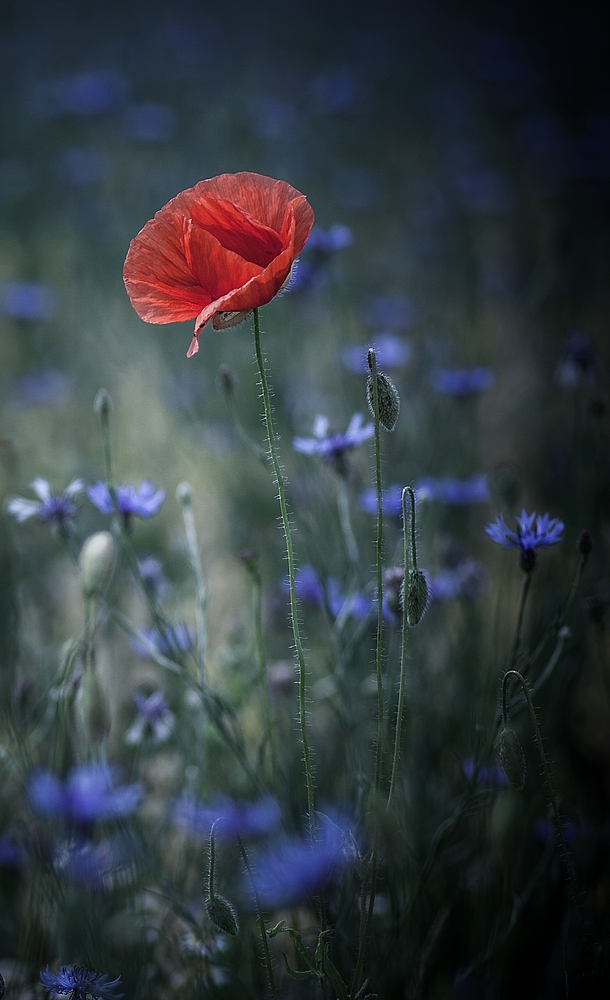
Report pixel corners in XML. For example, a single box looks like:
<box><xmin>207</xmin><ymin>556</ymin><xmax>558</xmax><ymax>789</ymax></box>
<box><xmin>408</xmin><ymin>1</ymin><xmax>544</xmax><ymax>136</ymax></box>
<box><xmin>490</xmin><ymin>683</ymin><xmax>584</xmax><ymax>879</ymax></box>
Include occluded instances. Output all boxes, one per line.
<box><xmin>428</xmin><ymin>559</ymin><xmax>488</xmax><ymax>602</ymax></box>
<box><xmin>0</xmin><ymin>280</ymin><xmax>58</xmax><ymax>321</ymax></box>
<box><xmin>555</xmin><ymin>331</ymin><xmax>598</xmax><ymax>389</ymax></box>
<box><xmin>87</xmin><ymin>479</ymin><xmax>165</xmax><ymax>519</ymax></box>
<box><xmin>125</xmin><ymin>689</ymin><xmax>175</xmax><ymax>745</ymax></box>
<box><xmin>247</xmin><ymin>812</ymin><xmax>353</xmax><ymax>908</ymax></box>
<box><xmin>342</xmin><ymin>334</ymin><xmax>411</xmax><ymax>374</ymax></box>
<box><xmin>416</xmin><ymin>475</ymin><xmax>489</xmax><ymax>504</ymax></box>
<box><xmin>28</xmin><ymin>764</ymin><xmax>142</xmax><ymax>825</ymax></box>
<box><xmin>327</xmin><ymin>579</ymin><xmax>372</xmax><ymax>621</ymax></box>
<box><xmin>54</xmin><ymin>836</ymin><xmax>134</xmax><ymax>889</ymax></box>
<box><xmin>132</xmin><ymin>622</ymin><xmax>195</xmax><ymax>659</ymax></box>
<box><xmin>359</xmin><ymin>484</ymin><xmax>413</xmax><ymax>518</ymax></box>
<box><xmin>7</xmin><ymin>477</ymin><xmax>83</xmax><ymax>527</ymax></box>
<box><xmin>429</xmin><ymin>366</ymin><xmax>495</xmax><ymax>395</ymax></box>
<box><xmin>173</xmin><ymin>794</ymin><xmax>280</xmax><ymax>840</ymax></box>
<box><xmin>286</xmin><ymin>565</ymin><xmax>325</xmax><ymax>607</ymax></box>
<box><xmin>40</xmin><ymin>965</ymin><xmax>124</xmax><ymax>999</ymax></box>
<box><xmin>289</xmin><ymin>224</ymin><xmax>352</xmax><ymax>293</ymax></box>
<box><xmin>293</xmin><ymin>413</ymin><xmax>373</xmax><ymax>474</ymax></box>
<box><xmin>462</xmin><ymin>759</ymin><xmax>510</xmax><ymax>787</ymax></box>
<box><xmin>485</xmin><ymin>509</ymin><xmax>564</xmax><ymax>572</ymax></box>
<box><xmin>137</xmin><ymin>556</ymin><xmax>168</xmax><ymax>600</ymax></box>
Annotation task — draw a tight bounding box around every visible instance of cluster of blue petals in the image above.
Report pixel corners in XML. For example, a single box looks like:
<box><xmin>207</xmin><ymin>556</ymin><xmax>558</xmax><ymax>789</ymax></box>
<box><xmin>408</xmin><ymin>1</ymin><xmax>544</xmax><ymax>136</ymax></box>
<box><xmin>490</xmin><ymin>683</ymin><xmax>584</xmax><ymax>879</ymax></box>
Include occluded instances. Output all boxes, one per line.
<box><xmin>485</xmin><ymin>509</ymin><xmax>564</xmax><ymax>553</ymax></box>
<box><xmin>173</xmin><ymin>794</ymin><xmax>280</xmax><ymax>840</ymax></box>
<box><xmin>88</xmin><ymin>479</ymin><xmax>165</xmax><ymax>518</ymax></box>
<box><xmin>40</xmin><ymin>965</ymin><xmax>123</xmax><ymax>999</ymax></box>
<box><xmin>28</xmin><ymin>764</ymin><xmax>142</xmax><ymax>824</ymax></box>
<box><xmin>293</xmin><ymin>413</ymin><xmax>373</xmax><ymax>461</ymax></box>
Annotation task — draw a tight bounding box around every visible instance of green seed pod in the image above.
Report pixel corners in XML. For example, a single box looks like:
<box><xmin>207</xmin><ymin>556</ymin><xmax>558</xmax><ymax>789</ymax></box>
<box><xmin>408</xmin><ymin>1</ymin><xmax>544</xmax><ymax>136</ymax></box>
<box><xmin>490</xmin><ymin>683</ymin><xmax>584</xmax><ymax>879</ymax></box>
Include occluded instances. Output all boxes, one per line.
<box><xmin>498</xmin><ymin>726</ymin><xmax>527</xmax><ymax>790</ymax></box>
<box><xmin>76</xmin><ymin>669</ymin><xmax>111</xmax><ymax>747</ymax></box>
<box><xmin>405</xmin><ymin>569</ymin><xmax>429</xmax><ymax>626</ymax></box>
<box><xmin>366</xmin><ymin>371</ymin><xmax>400</xmax><ymax>432</ymax></box>
<box><xmin>78</xmin><ymin>531</ymin><xmax>116</xmax><ymax>597</ymax></box>
<box><xmin>206</xmin><ymin>894</ymin><xmax>239</xmax><ymax>936</ymax></box>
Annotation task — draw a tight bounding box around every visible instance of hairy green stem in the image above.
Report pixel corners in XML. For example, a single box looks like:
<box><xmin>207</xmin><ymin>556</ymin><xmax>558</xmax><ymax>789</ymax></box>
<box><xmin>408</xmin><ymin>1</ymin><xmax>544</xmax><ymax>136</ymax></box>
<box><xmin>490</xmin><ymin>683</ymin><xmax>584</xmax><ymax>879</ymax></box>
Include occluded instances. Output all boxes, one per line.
<box><xmin>387</xmin><ymin>486</ymin><xmax>412</xmax><ymax>810</ymax></box>
<box><xmin>251</xmin><ymin>564</ymin><xmax>280</xmax><ymax>792</ymax></box>
<box><xmin>337</xmin><ymin>476</ymin><xmax>359</xmax><ymax>569</ymax></box>
<box><xmin>252</xmin><ymin>308</ymin><xmax>315</xmax><ymax>827</ymax></box>
<box><xmin>239</xmin><ymin>838</ymin><xmax>278</xmax><ymax>1000</ymax></box>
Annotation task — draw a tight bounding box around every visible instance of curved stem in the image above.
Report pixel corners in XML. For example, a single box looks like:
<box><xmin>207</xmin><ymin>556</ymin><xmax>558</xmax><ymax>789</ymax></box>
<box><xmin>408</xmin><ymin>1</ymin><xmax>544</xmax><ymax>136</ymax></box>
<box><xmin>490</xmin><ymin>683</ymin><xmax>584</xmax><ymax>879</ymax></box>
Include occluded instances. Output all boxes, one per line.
<box><xmin>252</xmin><ymin>308</ymin><xmax>315</xmax><ymax>828</ymax></box>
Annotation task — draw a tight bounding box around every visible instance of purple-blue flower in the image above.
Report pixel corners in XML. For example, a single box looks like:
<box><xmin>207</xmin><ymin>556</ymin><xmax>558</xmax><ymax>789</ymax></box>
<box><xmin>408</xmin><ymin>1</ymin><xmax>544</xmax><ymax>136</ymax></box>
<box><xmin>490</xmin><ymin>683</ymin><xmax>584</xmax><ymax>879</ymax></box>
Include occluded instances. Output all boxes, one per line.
<box><xmin>555</xmin><ymin>331</ymin><xmax>598</xmax><ymax>389</ymax></box>
<box><xmin>428</xmin><ymin>559</ymin><xmax>488</xmax><ymax>602</ymax></box>
<box><xmin>289</xmin><ymin>224</ymin><xmax>352</xmax><ymax>293</ymax></box>
<box><xmin>7</xmin><ymin>369</ymin><xmax>71</xmax><ymax>408</ymax></box>
<box><xmin>327</xmin><ymin>578</ymin><xmax>372</xmax><ymax>621</ymax></box>
<box><xmin>359</xmin><ymin>484</ymin><xmax>412</xmax><ymax>517</ymax></box>
<box><xmin>7</xmin><ymin>477</ymin><xmax>83</xmax><ymax>527</ymax></box>
<box><xmin>87</xmin><ymin>479</ymin><xmax>165</xmax><ymax>519</ymax></box>
<box><xmin>429</xmin><ymin>367</ymin><xmax>495</xmax><ymax>396</ymax></box>
<box><xmin>40</xmin><ymin>965</ymin><xmax>123</xmax><ymax>999</ymax></box>
<box><xmin>462</xmin><ymin>759</ymin><xmax>510</xmax><ymax>787</ymax></box>
<box><xmin>174</xmin><ymin>794</ymin><xmax>280</xmax><ymax>840</ymax></box>
<box><xmin>362</xmin><ymin>294</ymin><xmax>413</xmax><ymax>330</ymax></box>
<box><xmin>417</xmin><ymin>475</ymin><xmax>489</xmax><ymax>504</ymax></box>
<box><xmin>342</xmin><ymin>334</ymin><xmax>411</xmax><ymax>374</ymax></box>
<box><xmin>247</xmin><ymin>812</ymin><xmax>353</xmax><ymax>908</ymax></box>
<box><xmin>28</xmin><ymin>764</ymin><xmax>142</xmax><ymax>825</ymax></box>
<box><xmin>485</xmin><ymin>509</ymin><xmax>564</xmax><ymax>571</ymax></box>
<box><xmin>0</xmin><ymin>281</ymin><xmax>58</xmax><ymax>321</ymax></box>
<box><xmin>54</xmin><ymin>836</ymin><xmax>134</xmax><ymax>889</ymax></box>
<box><xmin>132</xmin><ymin>622</ymin><xmax>195</xmax><ymax>659</ymax></box>
<box><xmin>293</xmin><ymin>413</ymin><xmax>373</xmax><ymax>471</ymax></box>
<box><xmin>125</xmin><ymin>689</ymin><xmax>175</xmax><ymax>745</ymax></box>
<box><xmin>286</xmin><ymin>565</ymin><xmax>325</xmax><ymax>607</ymax></box>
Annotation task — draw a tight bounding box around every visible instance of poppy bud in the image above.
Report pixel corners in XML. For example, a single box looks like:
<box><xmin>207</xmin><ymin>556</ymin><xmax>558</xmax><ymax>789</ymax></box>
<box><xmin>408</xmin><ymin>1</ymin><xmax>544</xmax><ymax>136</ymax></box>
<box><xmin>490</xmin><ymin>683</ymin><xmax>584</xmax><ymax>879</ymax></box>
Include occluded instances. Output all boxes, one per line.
<box><xmin>78</xmin><ymin>531</ymin><xmax>116</xmax><ymax>597</ymax></box>
<box><xmin>405</xmin><ymin>569</ymin><xmax>429</xmax><ymax>626</ymax></box>
<box><xmin>366</xmin><ymin>369</ymin><xmax>400</xmax><ymax>432</ymax></box>
<box><xmin>176</xmin><ymin>481</ymin><xmax>192</xmax><ymax>505</ymax></box>
<box><xmin>577</xmin><ymin>529</ymin><xmax>592</xmax><ymax>558</ymax></box>
<box><xmin>93</xmin><ymin>388</ymin><xmax>112</xmax><ymax>419</ymax></box>
<box><xmin>205</xmin><ymin>894</ymin><xmax>239</xmax><ymax>936</ymax></box>
<box><xmin>76</xmin><ymin>669</ymin><xmax>111</xmax><ymax>747</ymax></box>
<box><xmin>497</xmin><ymin>726</ymin><xmax>527</xmax><ymax>790</ymax></box>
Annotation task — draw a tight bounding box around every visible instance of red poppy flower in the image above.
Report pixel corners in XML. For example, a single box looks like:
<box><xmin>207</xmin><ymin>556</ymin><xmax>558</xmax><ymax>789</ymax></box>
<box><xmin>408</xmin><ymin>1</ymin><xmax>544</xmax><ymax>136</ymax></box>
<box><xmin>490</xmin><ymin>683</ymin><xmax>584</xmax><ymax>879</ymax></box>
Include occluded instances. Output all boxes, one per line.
<box><xmin>123</xmin><ymin>171</ymin><xmax>314</xmax><ymax>357</ymax></box>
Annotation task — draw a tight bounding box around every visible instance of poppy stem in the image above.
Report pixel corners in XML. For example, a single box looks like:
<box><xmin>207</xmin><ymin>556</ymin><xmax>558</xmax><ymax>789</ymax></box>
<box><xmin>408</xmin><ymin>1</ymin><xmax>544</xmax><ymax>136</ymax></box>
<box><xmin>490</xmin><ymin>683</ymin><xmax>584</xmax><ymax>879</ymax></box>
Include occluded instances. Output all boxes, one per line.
<box><xmin>252</xmin><ymin>307</ymin><xmax>315</xmax><ymax>829</ymax></box>
<box><xmin>387</xmin><ymin>486</ymin><xmax>412</xmax><ymax>811</ymax></box>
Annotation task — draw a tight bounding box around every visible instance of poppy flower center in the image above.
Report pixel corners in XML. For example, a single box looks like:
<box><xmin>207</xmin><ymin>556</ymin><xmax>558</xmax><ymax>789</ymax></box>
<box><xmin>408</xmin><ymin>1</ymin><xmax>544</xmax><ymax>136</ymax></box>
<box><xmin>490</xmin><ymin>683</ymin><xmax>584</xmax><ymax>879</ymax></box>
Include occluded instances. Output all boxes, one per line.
<box><xmin>190</xmin><ymin>198</ymin><xmax>285</xmax><ymax>268</ymax></box>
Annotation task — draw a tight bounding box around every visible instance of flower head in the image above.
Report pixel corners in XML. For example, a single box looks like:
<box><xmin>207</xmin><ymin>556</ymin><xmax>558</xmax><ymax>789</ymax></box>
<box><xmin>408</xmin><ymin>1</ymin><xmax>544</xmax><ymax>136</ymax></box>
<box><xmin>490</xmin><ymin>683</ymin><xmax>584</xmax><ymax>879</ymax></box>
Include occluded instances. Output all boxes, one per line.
<box><xmin>123</xmin><ymin>171</ymin><xmax>314</xmax><ymax>357</ymax></box>
<box><xmin>40</xmin><ymin>965</ymin><xmax>123</xmax><ymax>999</ymax></box>
<box><xmin>28</xmin><ymin>764</ymin><xmax>142</xmax><ymax>825</ymax></box>
<box><xmin>87</xmin><ymin>479</ymin><xmax>165</xmax><ymax>519</ymax></box>
<box><xmin>125</xmin><ymin>689</ymin><xmax>175</xmax><ymax>745</ymax></box>
<box><xmin>288</xmin><ymin>223</ymin><xmax>352</xmax><ymax>293</ymax></box>
<box><xmin>342</xmin><ymin>334</ymin><xmax>411</xmax><ymax>374</ymax></box>
<box><xmin>7</xmin><ymin>477</ymin><xmax>83</xmax><ymax>527</ymax></box>
<box><xmin>556</xmin><ymin>330</ymin><xmax>598</xmax><ymax>389</ymax></box>
<box><xmin>293</xmin><ymin>413</ymin><xmax>373</xmax><ymax>474</ymax></box>
<box><xmin>416</xmin><ymin>474</ymin><xmax>489</xmax><ymax>504</ymax></box>
<box><xmin>485</xmin><ymin>509</ymin><xmax>564</xmax><ymax>571</ymax></box>
<box><xmin>429</xmin><ymin>366</ymin><xmax>495</xmax><ymax>395</ymax></box>
<box><xmin>174</xmin><ymin>794</ymin><xmax>280</xmax><ymax>840</ymax></box>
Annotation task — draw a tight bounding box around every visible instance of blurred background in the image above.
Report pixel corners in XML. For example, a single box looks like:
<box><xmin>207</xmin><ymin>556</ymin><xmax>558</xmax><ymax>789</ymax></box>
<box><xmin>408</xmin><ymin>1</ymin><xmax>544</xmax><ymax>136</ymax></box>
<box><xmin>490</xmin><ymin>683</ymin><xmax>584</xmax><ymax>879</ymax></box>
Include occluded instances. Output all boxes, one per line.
<box><xmin>0</xmin><ymin>0</ymin><xmax>609</xmax><ymax>995</ymax></box>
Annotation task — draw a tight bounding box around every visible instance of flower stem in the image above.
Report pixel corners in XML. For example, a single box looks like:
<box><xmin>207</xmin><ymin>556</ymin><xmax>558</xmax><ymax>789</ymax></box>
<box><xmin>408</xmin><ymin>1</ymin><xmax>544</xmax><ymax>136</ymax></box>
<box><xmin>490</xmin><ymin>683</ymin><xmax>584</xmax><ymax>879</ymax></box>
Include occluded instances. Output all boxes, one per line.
<box><xmin>337</xmin><ymin>476</ymin><xmax>359</xmax><ymax>569</ymax></box>
<box><xmin>252</xmin><ymin>308</ymin><xmax>315</xmax><ymax>828</ymax></box>
<box><xmin>511</xmin><ymin>570</ymin><xmax>532</xmax><ymax>665</ymax></box>
<box><xmin>239</xmin><ymin>838</ymin><xmax>278</xmax><ymax>1000</ymax></box>
<box><xmin>178</xmin><ymin>485</ymin><xmax>207</xmax><ymax>685</ymax></box>
<box><xmin>387</xmin><ymin>486</ymin><xmax>412</xmax><ymax>810</ymax></box>
<box><xmin>251</xmin><ymin>562</ymin><xmax>280</xmax><ymax>792</ymax></box>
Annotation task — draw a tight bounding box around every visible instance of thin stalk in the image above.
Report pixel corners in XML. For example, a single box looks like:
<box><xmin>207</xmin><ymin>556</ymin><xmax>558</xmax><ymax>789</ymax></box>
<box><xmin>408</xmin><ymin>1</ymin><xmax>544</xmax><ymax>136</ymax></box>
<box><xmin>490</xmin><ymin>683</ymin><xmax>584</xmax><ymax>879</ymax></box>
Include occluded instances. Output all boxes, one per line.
<box><xmin>251</xmin><ymin>565</ymin><xmax>280</xmax><ymax>792</ymax></box>
<box><xmin>239</xmin><ymin>838</ymin><xmax>278</xmax><ymax>1000</ymax></box>
<box><xmin>178</xmin><ymin>485</ymin><xmax>207</xmax><ymax>684</ymax></box>
<box><xmin>511</xmin><ymin>571</ymin><xmax>532</xmax><ymax>665</ymax></box>
<box><xmin>501</xmin><ymin>670</ymin><xmax>580</xmax><ymax>912</ymax></box>
<box><xmin>252</xmin><ymin>308</ymin><xmax>315</xmax><ymax>827</ymax></box>
<box><xmin>387</xmin><ymin>487</ymin><xmax>411</xmax><ymax>810</ymax></box>
<box><xmin>337</xmin><ymin>476</ymin><xmax>359</xmax><ymax>569</ymax></box>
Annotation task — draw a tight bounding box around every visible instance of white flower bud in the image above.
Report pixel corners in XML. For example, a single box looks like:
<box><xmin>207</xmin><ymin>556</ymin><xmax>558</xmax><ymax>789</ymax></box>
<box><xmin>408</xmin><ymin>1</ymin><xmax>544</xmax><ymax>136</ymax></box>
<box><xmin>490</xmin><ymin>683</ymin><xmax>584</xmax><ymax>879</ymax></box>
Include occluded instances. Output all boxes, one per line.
<box><xmin>78</xmin><ymin>531</ymin><xmax>116</xmax><ymax>597</ymax></box>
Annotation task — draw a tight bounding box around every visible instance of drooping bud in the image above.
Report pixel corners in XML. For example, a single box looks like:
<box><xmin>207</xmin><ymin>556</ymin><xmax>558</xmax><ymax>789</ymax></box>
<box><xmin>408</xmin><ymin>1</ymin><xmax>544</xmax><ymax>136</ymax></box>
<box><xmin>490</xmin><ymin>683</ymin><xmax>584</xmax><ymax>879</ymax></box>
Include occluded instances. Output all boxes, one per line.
<box><xmin>577</xmin><ymin>529</ymin><xmax>592</xmax><ymax>558</ymax></box>
<box><xmin>205</xmin><ymin>894</ymin><xmax>239</xmax><ymax>936</ymax></box>
<box><xmin>366</xmin><ymin>366</ymin><xmax>400</xmax><ymax>432</ymax></box>
<box><xmin>405</xmin><ymin>569</ymin><xmax>429</xmax><ymax>626</ymax></box>
<box><xmin>78</xmin><ymin>531</ymin><xmax>116</xmax><ymax>597</ymax></box>
<box><xmin>93</xmin><ymin>388</ymin><xmax>112</xmax><ymax>419</ymax></box>
<box><xmin>497</xmin><ymin>726</ymin><xmax>527</xmax><ymax>790</ymax></box>
<box><xmin>383</xmin><ymin>566</ymin><xmax>404</xmax><ymax>616</ymax></box>
<box><xmin>75</xmin><ymin>668</ymin><xmax>111</xmax><ymax>747</ymax></box>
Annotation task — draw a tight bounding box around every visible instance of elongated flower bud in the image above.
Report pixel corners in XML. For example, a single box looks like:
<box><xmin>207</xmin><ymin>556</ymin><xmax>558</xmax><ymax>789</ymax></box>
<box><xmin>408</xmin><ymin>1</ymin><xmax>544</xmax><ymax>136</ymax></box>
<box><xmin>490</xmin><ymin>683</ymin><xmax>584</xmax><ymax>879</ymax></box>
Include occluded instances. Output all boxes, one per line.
<box><xmin>205</xmin><ymin>894</ymin><xmax>239</xmax><ymax>936</ymax></box>
<box><xmin>76</xmin><ymin>669</ymin><xmax>111</xmax><ymax>747</ymax></box>
<box><xmin>405</xmin><ymin>569</ymin><xmax>429</xmax><ymax>626</ymax></box>
<box><xmin>366</xmin><ymin>370</ymin><xmax>400</xmax><ymax>432</ymax></box>
<box><xmin>497</xmin><ymin>726</ymin><xmax>527</xmax><ymax>790</ymax></box>
<box><xmin>78</xmin><ymin>531</ymin><xmax>116</xmax><ymax>597</ymax></box>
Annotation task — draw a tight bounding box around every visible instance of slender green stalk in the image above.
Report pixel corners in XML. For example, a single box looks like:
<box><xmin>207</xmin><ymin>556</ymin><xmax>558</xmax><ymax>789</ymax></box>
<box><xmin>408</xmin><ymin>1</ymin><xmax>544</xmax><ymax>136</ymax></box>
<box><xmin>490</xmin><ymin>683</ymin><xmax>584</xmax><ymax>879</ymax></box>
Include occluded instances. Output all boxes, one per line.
<box><xmin>239</xmin><ymin>838</ymin><xmax>278</xmax><ymax>1000</ymax></box>
<box><xmin>178</xmin><ymin>484</ymin><xmax>207</xmax><ymax>684</ymax></box>
<box><xmin>387</xmin><ymin>487</ymin><xmax>412</xmax><ymax>810</ymax></box>
<box><xmin>501</xmin><ymin>670</ymin><xmax>580</xmax><ymax>910</ymax></box>
<box><xmin>337</xmin><ymin>476</ymin><xmax>359</xmax><ymax>569</ymax></box>
<box><xmin>252</xmin><ymin>308</ymin><xmax>315</xmax><ymax>827</ymax></box>
<box><xmin>251</xmin><ymin>563</ymin><xmax>280</xmax><ymax>792</ymax></box>
<box><xmin>511</xmin><ymin>570</ymin><xmax>532</xmax><ymax>665</ymax></box>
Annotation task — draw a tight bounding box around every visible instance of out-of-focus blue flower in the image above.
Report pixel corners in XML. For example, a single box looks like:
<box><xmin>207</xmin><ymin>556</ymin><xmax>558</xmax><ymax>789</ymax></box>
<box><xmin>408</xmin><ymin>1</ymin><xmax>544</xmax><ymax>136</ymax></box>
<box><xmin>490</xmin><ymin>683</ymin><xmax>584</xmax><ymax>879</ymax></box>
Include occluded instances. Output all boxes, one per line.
<box><xmin>312</xmin><ymin>67</ymin><xmax>359</xmax><ymax>113</ymax></box>
<box><xmin>342</xmin><ymin>334</ymin><xmax>411</xmax><ymax>374</ymax></box>
<box><xmin>430</xmin><ymin>367</ymin><xmax>495</xmax><ymax>395</ymax></box>
<box><xmin>428</xmin><ymin>559</ymin><xmax>488</xmax><ymax>602</ymax></box>
<box><xmin>7</xmin><ymin>477</ymin><xmax>83</xmax><ymax>526</ymax></box>
<box><xmin>32</xmin><ymin>70</ymin><xmax>128</xmax><ymax>118</ymax></box>
<box><xmin>555</xmin><ymin>331</ymin><xmax>598</xmax><ymax>389</ymax></box>
<box><xmin>248</xmin><ymin>812</ymin><xmax>353</xmax><ymax>908</ymax></box>
<box><xmin>28</xmin><ymin>764</ymin><xmax>142</xmax><ymax>825</ymax></box>
<box><xmin>333</xmin><ymin>167</ymin><xmax>379</xmax><ymax>212</ymax></box>
<box><xmin>284</xmin><ymin>565</ymin><xmax>325</xmax><ymax>607</ymax></box>
<box><xmin>122</xmin><ymin>102</ymin><xmax>176</xmax><ymax>142</ymax></box>
<box><xmin>125</xmin><ymin>690</ymin><xmax>175</xmax><ymax>745</ymax></box>
<box><xmin>486</xmin><ymin>510</ymin><xmax>564</xmax><ymax>552</ymax></box>
<box><xmin>132</xmin><ymin>622</ymin><xmax>195</xmax><ymax>659</ymax></box>
<box><xmin>362</xmin><ymin>294</ymin><xmax>414</xmax><ymax>330</ymax></box>
<box><xmin>7</xmin><ymin>369</ymin><xmax>71</xmax><ymax>408</ymax></box>
<box><xmin>417</xmin><ymin>475</ymin><xmax>489</xmax><ymax>504</ymax></box>
<box><xmin>306</xmin><ymin>225</ymin><xmax>353</xmax><ymax>254</ymax></box>
<box><xmin>534</xmin><ymin>817</ymin><xmax>578</xmax><ymax>846</ymax></box>
<box><xmin>454</xmin><ymin>170</ymin><xmax>514</xmax><ymax>213</ymax></box>
<box><xmin>55</xmin><ymin>836</ymin><xmax>135</xmax><ymax>889</ymax></box>
<box><xmin>462</xmin><ymin>759</ymin><xmax>510</xmax><ymax>787</ymax></box>
<box><xmin>293</xmin><ymin>413</ymin><xmax>373</xmax><ymax>470</ymax></box>
<box><xmin>327</xmin><ymin>579</ymin><xmax>372</xmax><ymax>621</ymax></box>
<box><xmin>137</xmin><ymin>556</ymin><xmax>168</xmax><ymax>600</ymax></box>
<box><xmin>359</xmin><ymin>484</ymin><xmax>412</xmax><ymax>517</ymax></box>
<box><xmin>0</xmin><ymin>281</ymin><xmax>58</xmax><ymax>322</ymax></box>
<box><xmin>40</xmin><ymin>964</ymin><xmax>124</xmax><ymax>999</ymax></box>
<box><xmin>0</xmin><ymin>833</ymin><xmax>21</xmax><ymax>868</ymax></box>
<box><xmin>58</xmin><ymin>147</ymin><xmax>107</xmax><ymax>186</ymax></box>
<box><xmin>87</xmin><ymin>480</ymin><xmax>165</xmax><ymax>519</ymax></box>
<box><xmin>289</xmin><ymin>224</ymin><xmax>352</xmax><ymax>294</ymax></box>
<box><xmin>174</xmin><ymin>794</ymin><xmax>280</xmax><ymax>840</ymax></box>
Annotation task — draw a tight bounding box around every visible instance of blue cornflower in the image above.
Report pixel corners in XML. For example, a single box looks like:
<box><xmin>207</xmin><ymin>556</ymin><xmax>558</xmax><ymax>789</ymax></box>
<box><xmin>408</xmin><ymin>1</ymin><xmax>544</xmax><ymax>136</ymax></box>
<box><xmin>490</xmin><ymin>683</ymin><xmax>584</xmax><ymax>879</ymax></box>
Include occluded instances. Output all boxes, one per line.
<box><xmin>28</xmin><ymin>764</ymin><xmax>142</xmax><ymax>824</ymax></box>
<box><xmin>40</xmin><ymin>965</ymin><xmax>123</xmax><ymax>999</ymax></box>
<box><xmin>362</xmin><ymin>294</ymin><xmax>413</xmax><ymax>330</ymax></box>
<box><xmin>0</xmin><ymin>280</ymin><xmax>58</xmax><ymax>321</ymax></box>
<box><xmin>125</xmin><ymin>689</ymin><xmax>175</xmax><ymax>745</ymax></box>
<box><xmin>359</xmin><ymin>484</ymin><xmax>413</xmax><ymax>517</ymax></box>
<box><xmin>174</xmin><ymin>794</ymin><xmax>280</xmax><ymax>840</ymax></box>
<box><xmin>417</xmin><ymin>475</ymin><xmax>489</xmax><ymax>504</ymax></box>
<box><xmin>132</xmin><ymin>622</ymin><xmax>195</xmax><ymax>659</ymax></box>
<box><xmin>555</xmin><ymin>331</ymin><xmax>598</xmax><ymax>389</ymax></box>
<box><xmin>485</xmin><ymin>509</ymin><xmax>564</xmax><ymax>572</ymax></box>
<box><xmin>428</xmin><ymin>559</ymin><xmax>488</xmax><ymax>602</ymax></box>
<box><xmin>8</xmin><ymin>369</ymin><xmax>71</xmax><ymax>408</ymax></box>
<box><xmin>327</xmin><ymin>578</ymin><xmax>372</xmax><ymax>621</ymax></box>
<box><xmin>137</xmin><ymin>556</ymin><xmax>168</xmax><ymax>601</ymax></box>
<box><xmin>7</xmin><ymin>477</ymin><xmax>83</xmax><ymax>527</ymax></box>
<box><xmin>462</xmin><ymin>759</ymin><xmax>510</xmax><ymax>787</ymax></box>
<box><xmin>286</xmin><ymin>565</ymin><xmax>325</xmax><ymax>607</ymax></box>
<box><xmin>87</xmin><ymin>479</ymin><xmax>165</xmax><ymax>519</ymax></box>
<box><xmin>293</xmin><ymin>413</ymin><xmax>373</xmax><ymax>474</ymax></box>
<box><xmin>247</xmin><ymin>812</ymin><xmax>353</xmax><ymax>908</ymax></box>
<box><xmin>54</xmin><ymin>836</ymin><xmax>134</xmax><ymax>889</ymax></box>
<box><xmin>288</xmin><ymin>224</ymin><xmax>352</xmax><ymax>293</ymax></box>
<box><xmin>342</xmin><ymin>334</ymin><xmax>411</xmax><ymax>374</ymax></box>
<box><xmin>429</xmin><ymin>367</ymin><xmax>495</xmax><ymax>396</ymax></box>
